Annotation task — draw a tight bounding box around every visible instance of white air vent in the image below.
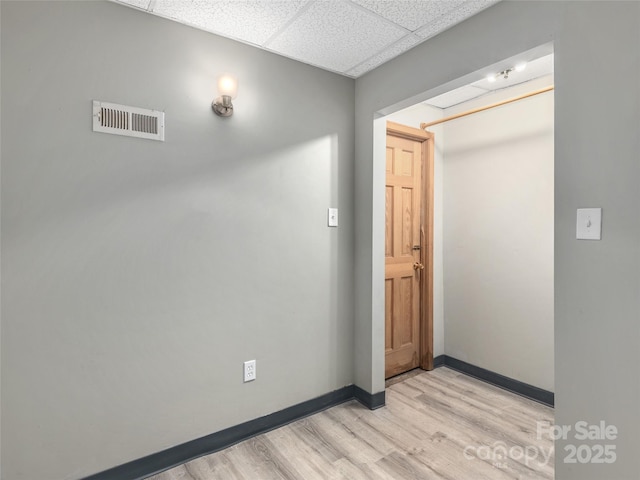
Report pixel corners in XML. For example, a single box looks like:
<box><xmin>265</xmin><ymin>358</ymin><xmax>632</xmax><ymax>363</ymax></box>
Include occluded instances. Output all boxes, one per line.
<box><xmin>92</xmin><ymin>100</ymin><xmax>165</xmax><ymax>141</ymax></box>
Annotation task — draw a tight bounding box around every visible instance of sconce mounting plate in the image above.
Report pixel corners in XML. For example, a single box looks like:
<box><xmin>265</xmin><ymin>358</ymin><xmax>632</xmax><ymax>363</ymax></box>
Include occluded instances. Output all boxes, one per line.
<box><xmin>212</xmin><ymin>96</ymin><xmax>234</xmax><ymax>117</ymax></box>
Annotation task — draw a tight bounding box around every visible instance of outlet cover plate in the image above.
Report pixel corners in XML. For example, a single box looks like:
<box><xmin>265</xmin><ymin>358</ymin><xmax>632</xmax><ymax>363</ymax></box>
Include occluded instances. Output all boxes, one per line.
<box><xmin>328</xmin><ymin>208</ymin><xmax>338</xmax><ymax>227</ymax></box>
<box><xmin>243</xmin><ymin>360</ymin><xmax>256</xmax><ymax>382</ymax></box>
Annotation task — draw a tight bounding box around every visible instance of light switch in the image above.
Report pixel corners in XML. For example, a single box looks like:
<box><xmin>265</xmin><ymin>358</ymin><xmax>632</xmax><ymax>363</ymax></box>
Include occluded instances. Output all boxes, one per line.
<box><xmin>328</xmin><ymin>208</ymin><xmax>338</xmax><ymax>227</ymax></box>
<box><xmin>576</xmin><ymin>208</ymin><xmax>602</xmax><ymax>240</ymax></box>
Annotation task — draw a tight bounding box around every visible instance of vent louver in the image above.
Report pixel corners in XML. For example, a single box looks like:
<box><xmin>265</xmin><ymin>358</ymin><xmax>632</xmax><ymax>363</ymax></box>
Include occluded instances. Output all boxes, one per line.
<box><xmin>92</xmin><ymin>100</ymin><xmax>164</xmax><ymax>141</ymax></box>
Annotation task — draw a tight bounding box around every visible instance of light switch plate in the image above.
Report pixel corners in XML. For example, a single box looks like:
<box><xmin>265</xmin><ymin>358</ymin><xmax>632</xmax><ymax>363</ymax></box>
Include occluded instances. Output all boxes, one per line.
<box><xmin>328</xmin><ymin>208</ymin><xmax>338</xmax><ymax>227</ymax></box>
<box><xmin>576</xmin><ymin>208</ymin><xmax>602</xmax><ymax>240</ymax></box>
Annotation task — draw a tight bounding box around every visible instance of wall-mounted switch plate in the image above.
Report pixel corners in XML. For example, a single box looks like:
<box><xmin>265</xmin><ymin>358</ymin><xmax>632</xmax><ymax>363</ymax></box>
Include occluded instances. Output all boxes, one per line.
<box><xmin>243</xmin><ymin>360</ymin><xmax>256</xmax><ymax>382</ymax></box>
<box><xmin>328</xmin><ymin>208</ymin><xmax>338</xmax><ymax>227</ymax></box>
<box><xmin>576</xmin><ymin>208</ymin><xmax>602</xmax><ymax>240</ymax></box>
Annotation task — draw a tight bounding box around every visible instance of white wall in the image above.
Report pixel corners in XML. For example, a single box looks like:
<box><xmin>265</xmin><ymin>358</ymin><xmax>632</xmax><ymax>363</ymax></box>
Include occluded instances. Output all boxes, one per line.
<box><xmin>442</xmin><ymin>76</ymin><xmax>554</xmax><ymax>391</ymax></box>
<box><xmin>355</xmin><ymin>2</ymin><xmax>639</xmax><ymax>479</ymax></box>
<box><xmin>0</xmin><ymin>2</ymin><xmax>355</xmax><ymax>479</ymax></box>
<box><xmin>385</xmin><ymin>105</ymin><xmax>445</xmax><ymax>358</ymax></box>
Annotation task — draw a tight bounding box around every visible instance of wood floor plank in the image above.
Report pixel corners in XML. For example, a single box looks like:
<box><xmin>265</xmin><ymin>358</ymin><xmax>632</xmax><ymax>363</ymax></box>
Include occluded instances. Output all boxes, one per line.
<box><xmin>240</xmin><ymin>436</ymin><xmax>303</xmax><ymax>480</ymax></box>
<box><xmin>305</xmin><ymin>410</ymin><xmax>385</xmax><ymax>465</ymax></box>
<box><xmin>288</xmin><ymin>417</ymin><xmax>344</xmax><ymax>466</ymax></box>
<box><xmin>207</xmin><ymin>446</ymin><xmax>255</xmax><ymax>480</ymax></box>
<box><xmin>201</xmin><ymin>452</ymin><xmax>247</xmax><ymax>480</ymax></box>
<box><xmin>147</xmin><ymin>368</ymin><xmax>554</xmax><ymax>480</ymax></box>
<box><xmin>332</xmin><ymin>457</ymin><xmax>396</xmax><ymax>480</ymax></box>
<box><xmin>323</xmin><ymin>405</ymin><xmax>398</xmax><ymax>457</ymax></box>
<box><xmin>264</xmin><ymin>425</ymin><xmax>341</xmax><ymax>479</ymax></box>
<box><xmin>376</xmin><ymin>451</ymin><xmax>445</xmax><ymax>480</ymax></box>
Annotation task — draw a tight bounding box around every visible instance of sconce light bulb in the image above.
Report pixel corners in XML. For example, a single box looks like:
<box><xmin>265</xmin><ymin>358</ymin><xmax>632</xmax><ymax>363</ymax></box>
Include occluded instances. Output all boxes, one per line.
<box><xmin>487</xmin><ymin>73</ymin><xmax>496</xmax><ymax>83</ymax></box>
<box><xmin>213</xmin><ymin>74</ymin><xmax>238</xmax><ymax>117</ymax></box>
<box><xmin>217</xmin><ymin>74</ymin><xmax>238</xmax><ymax>99</ymax></box>
<box><xmin>515</xmin><ymin>62</ymin><xmax>527</xmax><ymax>72</ymax></box>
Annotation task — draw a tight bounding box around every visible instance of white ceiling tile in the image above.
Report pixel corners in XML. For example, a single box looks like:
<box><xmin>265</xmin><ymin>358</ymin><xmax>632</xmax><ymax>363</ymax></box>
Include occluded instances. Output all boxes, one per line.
<box><xmin>152</xmin><ymin>0</ymin><xmax>307</xmax><ymax>46</ymax></box>
<box><xmin>350</xmin><ymin>0</ymin><xmax>466</xmax><ymax>32</ymax></box>
<box><xmin>424</xmin><ymin>85</ymin><xmax>488</xmax><ymax>108</ymax></box>
<box><xmin>115</xmin><ymin>0</ymin><xmax>151</xmax><ymax>10</ymax></box>
<box><xmin>347</xmin><ymin>34</ymin><xmax>421</xmax><ymax>77</ymax></box>
<box><xmin>151</xmin><ymin>0</ymin><xmax>207</xmax><ymax>24</ymax></box>
<box><xmin>415</xmin><ymin>0</ymin><xmax>500</xmax><ymax>40</ymax></box>
<box><xmin>266</xmin><ymin>0</ymin><xmax>407</xmax><ymax>73</ymax></box>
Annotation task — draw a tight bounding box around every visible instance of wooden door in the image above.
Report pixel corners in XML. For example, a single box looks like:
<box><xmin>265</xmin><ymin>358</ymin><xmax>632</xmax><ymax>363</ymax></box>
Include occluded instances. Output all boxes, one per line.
<box><xmin>385</xmin><ymin>125</ymin><xmax>431</xmax><ymax>379</ymax></box>
<box><xmin>385</xmin><ymin>122</ymin><xmax>434</xmax><ymax>378</ymax></box>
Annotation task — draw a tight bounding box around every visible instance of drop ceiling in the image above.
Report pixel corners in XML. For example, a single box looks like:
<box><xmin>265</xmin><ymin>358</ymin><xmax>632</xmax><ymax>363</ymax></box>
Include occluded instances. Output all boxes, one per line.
<box><xmin>113</xmin><ymin>0</ymin><xmax>500</xmax><ymax>78</ymax></box>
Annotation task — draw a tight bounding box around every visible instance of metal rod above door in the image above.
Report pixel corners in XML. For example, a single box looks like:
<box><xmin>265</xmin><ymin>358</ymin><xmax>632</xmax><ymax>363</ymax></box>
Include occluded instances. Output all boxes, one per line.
<box><xmin>420</xmin><ymin>85</ymin><xmax>554</xmax><ymax>130</ymax></box>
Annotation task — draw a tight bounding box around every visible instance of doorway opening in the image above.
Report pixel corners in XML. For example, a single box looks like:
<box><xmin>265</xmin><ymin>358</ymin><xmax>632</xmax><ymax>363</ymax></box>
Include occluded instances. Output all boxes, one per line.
<box><xmin>380</xmin><ymin>50</ymin><xmax>555</xmax><ymax>394</ymax></box>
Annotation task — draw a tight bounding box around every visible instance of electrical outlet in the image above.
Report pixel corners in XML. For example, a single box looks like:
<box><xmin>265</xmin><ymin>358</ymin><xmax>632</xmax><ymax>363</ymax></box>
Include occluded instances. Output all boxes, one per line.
<box><xmin>243</xmin><ymin>360</ymin><xmax>256</xmax><ymax>382</ymax></box>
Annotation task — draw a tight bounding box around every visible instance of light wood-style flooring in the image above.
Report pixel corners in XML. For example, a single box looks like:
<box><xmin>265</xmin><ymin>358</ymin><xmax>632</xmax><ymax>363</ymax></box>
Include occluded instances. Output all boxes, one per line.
<box><xmin>148</xmin><ymin>368</ymin><xmax>554</xmax><ymax>479</ymax></box>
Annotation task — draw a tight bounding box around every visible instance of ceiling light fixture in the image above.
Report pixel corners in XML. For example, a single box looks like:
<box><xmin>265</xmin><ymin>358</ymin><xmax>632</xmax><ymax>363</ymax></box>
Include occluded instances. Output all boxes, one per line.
<box><xmin>487</xmin><ymin>69</ymin><xmax>512</xmax><ymax>82</ymax></box>
<box><xmin>212</xmin><ymin>74</ymin><xmax>238</xmax><ymax>117</ymax></box>
<box><xmin>499</xmin><ymin>68</ymin><xmax>513</xmax><ymax>79</ymax></box>
<box><xmin>486</xmin><ymin>62</ymin><xmax>528</xmax><ymax>84</ymax></box>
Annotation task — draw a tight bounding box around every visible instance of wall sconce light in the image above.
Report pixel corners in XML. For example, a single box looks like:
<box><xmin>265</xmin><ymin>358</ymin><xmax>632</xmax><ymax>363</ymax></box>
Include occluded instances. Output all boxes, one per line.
<box><xmin>212</xmin><ymin>74</ymin><xmax>238</xmax><ymax>117</ymax></box>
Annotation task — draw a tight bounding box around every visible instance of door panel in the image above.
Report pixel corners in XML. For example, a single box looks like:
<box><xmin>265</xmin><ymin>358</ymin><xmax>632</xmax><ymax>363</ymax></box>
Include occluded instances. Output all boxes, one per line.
<box><xmin>385</xmin><ymin>186</ymin><xmax>394</xmax><ymax>256</ymax></box>
<box><xmin>385</xmin><ymin>133</ymin><xmax>423</xmax><ymax>378</ymax></box>
<box><xmin>398</xmin><ymin>276</ymin><xmax>414</xmax><ymax>346</ymax></box>
<box><xmin>385</xmin><ymin>279</ymin><xmax>393</xmax><ymax>351</ymax></box>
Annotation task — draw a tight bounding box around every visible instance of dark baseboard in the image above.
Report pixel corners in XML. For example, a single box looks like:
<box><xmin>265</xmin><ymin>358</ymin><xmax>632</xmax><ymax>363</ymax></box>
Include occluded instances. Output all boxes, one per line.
<box><xmin>354</xmin><ymin>385</ymin><xmax>386</xmax><ymax>410</ymax></box>
<box><xmin>436</xmin><ymin>355</ymin><xmax>554</xmax><ymax>407</ymax></box>
<box><xmin>433</xmin><ymin>354</ymin><xmax>445</xmax><ymax>368</ymax></box>
<box><xmin>83</xmin><ymin>384</ymin><xmax>384</xmax><ymax>480</ymax></box>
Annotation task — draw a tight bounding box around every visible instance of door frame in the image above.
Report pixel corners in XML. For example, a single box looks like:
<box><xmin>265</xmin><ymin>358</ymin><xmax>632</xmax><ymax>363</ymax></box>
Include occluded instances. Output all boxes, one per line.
<box><xmin>386</xmin><ymin>121</ymin><xmax>434</xmax><ymax>371</ymax></box>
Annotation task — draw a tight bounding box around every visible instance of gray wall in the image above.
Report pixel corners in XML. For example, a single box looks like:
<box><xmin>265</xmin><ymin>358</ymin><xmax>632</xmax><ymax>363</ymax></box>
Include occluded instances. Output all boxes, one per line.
<box><xmin>0</xmin><ymin>1</ymin><xmax>355</xmax><ymax>479</ymax></box>
<box><xmin>355</xmin><ymin>1</ymin><xmax>639</xmax><ymax>479</ymax></box>
<box><xmin>443</xmin><ymin>76</ymin><xmax>554</xmax><ymax>391</ymax></box>
<box><xmin>2</xmin><ymin>1</ymin><xmax>639</xmax><ymax>480</ymax></box>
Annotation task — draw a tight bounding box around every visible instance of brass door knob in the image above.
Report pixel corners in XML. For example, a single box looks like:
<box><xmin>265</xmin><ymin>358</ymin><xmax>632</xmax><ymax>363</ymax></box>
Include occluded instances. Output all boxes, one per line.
<box><xmin>413</xmin><ymin>262</ymin><xmax>425</xmax><ymax>270</ymax></box>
